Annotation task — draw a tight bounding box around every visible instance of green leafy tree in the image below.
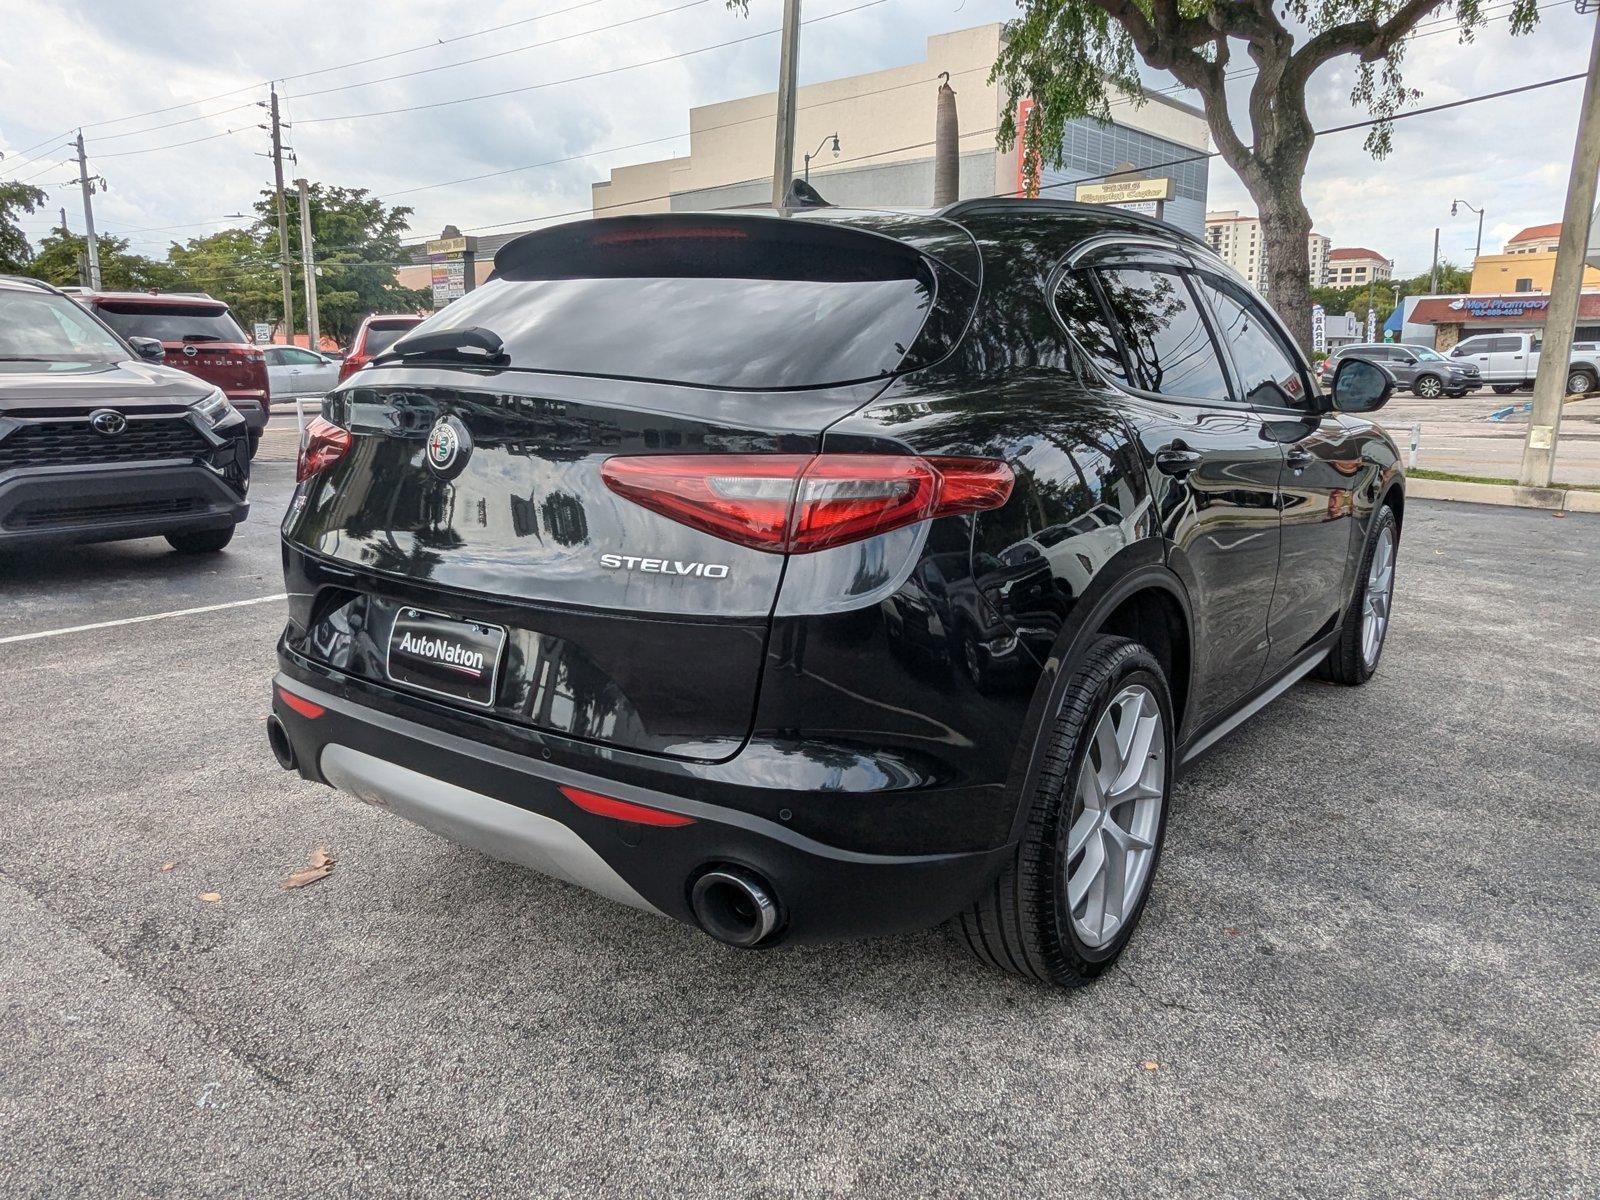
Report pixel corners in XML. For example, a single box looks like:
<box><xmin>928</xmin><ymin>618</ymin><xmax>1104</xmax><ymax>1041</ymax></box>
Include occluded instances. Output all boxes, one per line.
<box><xmin>991</xmin><ymin>0</ymin><xmax>1540</xmax><ymax>349</ymax></box>
<box><xmin>0</xmin><ymin>181</ymin><xmax>48</xmax><ymax>273</ymax></box>
<box><xmin>267</xmin><ymin>183</ymin><xmax>427</xmax><ymax>344</ymax></box>
<box><xmin>166</xmin><ymin>227</ymin><xmax>280</xmax><ymax>330</ymax></box>
<box><xmin>1311</xmin><ymin>260</ymin><xmax>1473</xmax><ymax>332</ymax></box>
<box><xmin>29</xmin><ymin>224</ymin><xmax>185</xmax><ymax>291</ymax></box>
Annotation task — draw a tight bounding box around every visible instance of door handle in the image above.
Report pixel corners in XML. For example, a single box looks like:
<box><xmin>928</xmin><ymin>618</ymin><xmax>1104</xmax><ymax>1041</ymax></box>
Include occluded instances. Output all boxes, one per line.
<box><xmin>1154</xmin><ymin>446</ymin><xmax>1202</xmax><ymax>476</ymax></box>
<box><xmin>1285</xmin><ymin>446</ymin><xmax>1313</xmax><ymax>471</ymax></box>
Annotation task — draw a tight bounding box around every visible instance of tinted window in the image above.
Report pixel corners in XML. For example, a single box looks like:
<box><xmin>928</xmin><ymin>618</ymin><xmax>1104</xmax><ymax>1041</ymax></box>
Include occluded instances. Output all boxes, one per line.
<box><xmin>1096</xmin><ymin>268</ymin><xmax>1228</xmax><ymax>399</ymax></box>
<box><xmin>1198</xmin><ymin>278</ymin><xmax>1308</xmax><ymax>408</ymax></box>
<box><xmin>0</xmin><ymin>290</ymin><xmax>127</xmax><ymax>363</ymax></box>
<box><xmin>1489</xmin><ymin>337</ymin><xmax>1523</xmax><ymax>353</ymax></box>
<box><xmin>1052</xmin><ymin>270</ymin><xmax>1130</xmax><ymax>384</ymax></box>
<box><xmin>362</xmin><ymin>322</ymin><xmax>419</xmax><ymax>356</ymax></box>
<box><xmin>413</xmin><ymin>217</ymin><xmax>941</xmax><ymax>389</ymax></box>
<box><xmin>1454</xmin><ymin>338</ymin><xmax>1491</xmax><ymax>355</ymax></box>
<box><xmin>93</xmin><ymin>301</ymin><xmax>246</xmax><ymax>343</ymax></box>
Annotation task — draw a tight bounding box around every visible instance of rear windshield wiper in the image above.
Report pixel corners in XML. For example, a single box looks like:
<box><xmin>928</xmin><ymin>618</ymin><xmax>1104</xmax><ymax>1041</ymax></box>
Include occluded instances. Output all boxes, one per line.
<box><xmin>376</xmin><ymin>326</ymin><xmax>506</xmax><ymax>367</ymax></box>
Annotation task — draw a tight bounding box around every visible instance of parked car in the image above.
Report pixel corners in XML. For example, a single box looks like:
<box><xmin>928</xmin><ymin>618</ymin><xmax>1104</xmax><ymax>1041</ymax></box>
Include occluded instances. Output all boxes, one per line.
<box><xmin>0</xmin><ymin>276</ymin><xmax>249</xmax><ymax>552</ymax></box>
<box><xmin>264</xmin><ymin>345</ymin><xmax>341</xmax><ymax>399</ymax></box>
<box><xmin>1449</xmin><ymin>332</ymin><xmax>1598</xmax><ymax>396</ymax></box>
<box><xmin>78</xmin><ymin>291</ymin><xmax>269</xmax><ymax>455</ymax></box>
<box><xmin>337</xmin><ymin>314</ymin><xmax>424</xmax><ymax>383</ymax></box>
<box><xmin>269</xmin><ymin>203</ymin><xmax>1403</xmax><ymax>989</ymax></box>
<box><xmin>1319</xmin><ymin>342</ymin><xmax>1478</xmax><ymax>398</ymax></box>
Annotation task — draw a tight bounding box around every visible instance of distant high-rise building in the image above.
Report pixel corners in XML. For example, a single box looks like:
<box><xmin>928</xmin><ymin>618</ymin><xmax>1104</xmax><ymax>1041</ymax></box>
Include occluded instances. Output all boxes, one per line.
<box><xmin>1326</xmin><ymin>247</ymin><xmax>1394</xmax><ymax>287</ymax></box>
<box><xmin>1205</xmin><ymin>210</ymin><xmax>1330</xmax><ymax>291</ymax></box>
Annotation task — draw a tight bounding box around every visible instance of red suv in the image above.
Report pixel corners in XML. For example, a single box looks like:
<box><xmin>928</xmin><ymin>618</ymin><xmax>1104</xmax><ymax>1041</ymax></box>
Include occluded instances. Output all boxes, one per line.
<box><xmin>81</xmin><ymin>292</ymin><xmax>270</xmax><ymax>455</ymax></box>
<box><xmin>338</xmin><ymin>314</ymin><xmax>424</xmax><ymax>383</ymax></box>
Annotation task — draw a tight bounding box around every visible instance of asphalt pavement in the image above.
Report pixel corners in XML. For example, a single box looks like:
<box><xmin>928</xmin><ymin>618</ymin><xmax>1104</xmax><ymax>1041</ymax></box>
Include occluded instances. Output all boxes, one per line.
<box><xmin>0</xmin><ymin>463</ymin><xmax>1595</xmax><ymax>1197</ymax></box>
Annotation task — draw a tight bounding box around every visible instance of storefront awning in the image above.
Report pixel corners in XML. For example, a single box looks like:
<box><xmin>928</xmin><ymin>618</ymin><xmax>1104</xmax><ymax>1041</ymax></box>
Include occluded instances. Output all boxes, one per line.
<box><xmin>1410</xmin><ymin>292</ymin><xmax>1600</xmax><ymax>325</ymax></box>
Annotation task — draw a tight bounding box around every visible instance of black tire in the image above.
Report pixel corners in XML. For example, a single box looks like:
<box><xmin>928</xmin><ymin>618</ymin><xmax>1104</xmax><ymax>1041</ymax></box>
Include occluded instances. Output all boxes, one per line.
<box><xmin>247</xmin><ymin>429</ymin><xmax>261</xmax><ymax>459</ymax></box>
<box><xmin>1568</xmin><ymin>367</ymin><xmax>1597</xmax><ymax>397</ymax></box>
<box><xmin>1318</xmin><ymin>505</ymin><xmax>1398</xmax><ymax>686</ymax></box>
<box><xmin>1411</xmin><ymin>374</ymin><xmax>1444</xmax><ymax>398</ymax></box>
<box><xmin>955</xmin><ymin>635</ymin><xmax>1173</xmax><ymax>987</ymax></box>
<box><xmin>166</xmin><ymin>526</ymin><xmax>236</xmax><ymax>554</ymax></box>
<box><xmin>1491</xmin><ymin>384</ymin><xmax>1520</xmax><ymax>396</ymax></box>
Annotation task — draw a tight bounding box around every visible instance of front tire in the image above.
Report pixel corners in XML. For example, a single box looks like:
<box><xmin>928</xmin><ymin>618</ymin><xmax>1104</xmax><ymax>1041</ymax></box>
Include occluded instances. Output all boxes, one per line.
<box><xmin>247</xmin><ymin>430</ymin><xmax>261</xmax><ymax>459</ymax></box>
<box><xmin>1412</xmin><ymin>374</ymin><xmax>1444</xmax><ymax>398</ymax></box>
<box><xmin>955</xmin><ymin>636</ymin><xmax>1173</xmax><ymax>987</ymax></box>
<box><xmin>1318</xmin><ymin>505</ymin><xmax>1398</xmax><ymax>686</ymax></box>
<box><xmin>166</xmin><ymin>526</ymin><xmax>236</xmax><ymax>554</ymax></box>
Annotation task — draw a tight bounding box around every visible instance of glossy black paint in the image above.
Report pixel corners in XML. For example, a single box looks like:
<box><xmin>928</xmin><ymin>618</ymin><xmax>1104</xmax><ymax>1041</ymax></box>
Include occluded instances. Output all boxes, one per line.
<box><xmin>275</xmin><ymin>200</ymin><xmax>1402</xmax><ymax>944</ymax></box>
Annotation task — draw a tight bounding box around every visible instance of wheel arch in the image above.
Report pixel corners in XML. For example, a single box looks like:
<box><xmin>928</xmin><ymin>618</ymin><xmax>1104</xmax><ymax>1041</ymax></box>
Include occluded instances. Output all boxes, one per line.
<box><xmin>1000</xmin><ymin>561</ymin><xmax>1194</xmax><ymax>846</ymax></box>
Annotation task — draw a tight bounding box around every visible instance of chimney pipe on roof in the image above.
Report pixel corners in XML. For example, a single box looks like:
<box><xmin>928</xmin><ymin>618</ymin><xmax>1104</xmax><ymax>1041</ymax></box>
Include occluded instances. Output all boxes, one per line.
<box><xmin>933</xmin><ymin>72</ymin><xmax>959</xmax><ymax>208</ymax></box>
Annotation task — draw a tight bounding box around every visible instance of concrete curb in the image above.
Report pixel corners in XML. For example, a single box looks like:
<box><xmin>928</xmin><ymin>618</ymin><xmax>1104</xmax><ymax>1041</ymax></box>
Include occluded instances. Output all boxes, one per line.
<box><xmin>1408</xmin><ymin>477</ymin><xmax>1599</xmax><ymax>513</ymax></box>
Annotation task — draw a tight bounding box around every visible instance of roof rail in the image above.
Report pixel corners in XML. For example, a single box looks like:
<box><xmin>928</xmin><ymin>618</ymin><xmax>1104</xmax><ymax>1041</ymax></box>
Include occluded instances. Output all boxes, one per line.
<box><xmin>936</xmin><ymin>196</ymin><xmax>1206</xmax><ymax>249</ymax></box>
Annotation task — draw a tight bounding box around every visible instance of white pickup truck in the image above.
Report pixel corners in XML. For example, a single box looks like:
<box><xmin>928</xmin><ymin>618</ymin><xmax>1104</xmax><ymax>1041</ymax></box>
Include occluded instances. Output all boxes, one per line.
<box><xmin>1448</xmin><ymin>332</ymin><xmax>1599</xmax><ymax>396</ymax></box>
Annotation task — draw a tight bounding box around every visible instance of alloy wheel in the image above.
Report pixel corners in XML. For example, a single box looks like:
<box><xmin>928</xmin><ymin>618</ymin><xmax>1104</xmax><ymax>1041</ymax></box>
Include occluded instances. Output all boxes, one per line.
<box><xmin>1361</xmin><ymin>524</ymin><xmax>1396</xmax><ymax>667</ymax></box>
<box><xmin>1416</xmin><ymin>376</ymin><xmax>1442</xmax><ymax>398</ymax></box>
<box><xmin>1065</xmin><ymin>684</ymin><xmax>1165</xmax><ymax>949</ymax></box>
<box><xmin>1569</xmin><ymin>369</ymin><xmax>1595</xmax><ymax>396</ymax></box>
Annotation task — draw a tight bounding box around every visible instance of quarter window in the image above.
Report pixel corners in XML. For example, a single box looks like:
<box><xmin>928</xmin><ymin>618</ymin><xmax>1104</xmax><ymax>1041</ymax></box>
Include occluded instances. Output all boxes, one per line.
<box><xmin>1052</xmin><ymin>270</ymin><xmax>1131</xmax><ymax>384</ymax></box>
<box><xmin>1094</xmin><ymin>268</ymin><xmax>1229</xmax><ymax>399</ymax></box>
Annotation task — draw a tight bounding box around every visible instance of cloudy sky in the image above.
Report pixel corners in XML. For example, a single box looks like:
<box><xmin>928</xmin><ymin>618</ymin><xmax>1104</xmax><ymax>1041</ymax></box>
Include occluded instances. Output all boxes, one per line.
<box><xmin>0</xmin><ymin>0</ymin><xmax>1593</xmax><ymax>276</ymax></box>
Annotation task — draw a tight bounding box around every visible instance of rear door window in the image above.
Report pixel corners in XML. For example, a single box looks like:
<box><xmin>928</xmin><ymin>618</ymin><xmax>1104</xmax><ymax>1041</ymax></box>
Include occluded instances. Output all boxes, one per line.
<box><xmin>1094</xmin><ymin>268</ymin><xmax>1229</xmax><ymax>399</ymax></box>
<box><xmin>93</xmin><ymin>302</ymin><xmax>246</xmax><ymax>343</ymax></box>
<box><xmin>407</xmin><ymin>217</ymin><xmax>946</xmax><ymax>390</ymax></box>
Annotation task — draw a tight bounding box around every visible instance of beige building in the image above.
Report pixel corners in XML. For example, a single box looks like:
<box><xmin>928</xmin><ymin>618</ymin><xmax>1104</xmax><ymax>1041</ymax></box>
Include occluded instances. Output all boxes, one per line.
<box><xmin>1468</xmin><ymin>222</ymin><xmax>1600</xmax><ymax>294</ymax></box>
<box><xmin>591</xmin><ymin>24</ymin><xmax>1212</xmax><ymax>236</ymax></box>
<box><xmin>1203</xmin><ymin>210</ymin><xmax>1330</xmax><ymax>290</ymax></box>
<box><xmin>1326</xmin><ymin>247</ymin><xmax>1393</xmax><ymax>286</ymax></box>
<box><xmin>1503</xmin><ymin>222</ymin><xmax>1562</xmax><ymax>254</ymax></box>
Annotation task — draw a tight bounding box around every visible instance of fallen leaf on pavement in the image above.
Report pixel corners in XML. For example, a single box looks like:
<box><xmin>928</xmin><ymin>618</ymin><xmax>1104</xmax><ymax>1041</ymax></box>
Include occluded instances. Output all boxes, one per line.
<box><xmin>1222</xmin><ymin>926</ymin><xmax>1240</xmax><ymax>937</ymax></box>
<box><xmin>159</xmin><ymin>862</ymin><xmax>176</xmax><ymax>873</ymax></box>
<box><xmin>281</xmin><ymin>846</ymin><xmax>336</xmax><ymax>891</ymax></box>
<box><xmin>1141</xmin><ymin>1061</ymin><xmax>1160</xmax><ymax>1071</ymax></box>
<box><xmin>199</xmin><ymin>892</ymin><xmax>222</xmax><ymax>903</ymax></box>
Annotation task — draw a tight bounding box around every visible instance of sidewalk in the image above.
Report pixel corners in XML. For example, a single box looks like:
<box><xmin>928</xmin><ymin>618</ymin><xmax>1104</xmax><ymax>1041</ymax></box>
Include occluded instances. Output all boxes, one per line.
<box><xmin>1378</xmin><ymin>393</ymin><xmax>1600</xmax><ymax>485</ymax></box>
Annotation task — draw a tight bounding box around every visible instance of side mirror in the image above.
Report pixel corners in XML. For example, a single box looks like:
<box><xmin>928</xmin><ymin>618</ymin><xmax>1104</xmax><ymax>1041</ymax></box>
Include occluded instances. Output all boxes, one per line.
<box><xmin>128</xmin><ymin>336</ymin><xmax>165</xmax><ymax>362</ymax></box>
<box><xmin>1399</xmin><ymin>355</ymin><xmax>1417</xmax><ymax>365</ymax></box>
<box><xmin>1331</xmin><ymin>357</ymin><xmax>1393</xmax><ymax>413</ymax></box>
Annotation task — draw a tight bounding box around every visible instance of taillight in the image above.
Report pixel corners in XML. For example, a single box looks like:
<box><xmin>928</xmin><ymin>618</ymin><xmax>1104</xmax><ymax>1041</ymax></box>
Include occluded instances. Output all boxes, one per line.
<box><xmin>600</xmin><ymin>454</ymin><xmax>1014</xmax><ymax>554</ymax></box>
<box><xmin>297</xmin><ymin>416</ymin><xmax>351</xmax><ymax>482</ymax></box>
<box><xmin>337</xmin><ymin>353</ymin><xmax>367</xmax><ymax>382</ymax></box>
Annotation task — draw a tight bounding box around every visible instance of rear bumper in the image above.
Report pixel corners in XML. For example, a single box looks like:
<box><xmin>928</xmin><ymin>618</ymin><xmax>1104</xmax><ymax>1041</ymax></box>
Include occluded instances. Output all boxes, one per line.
<box><xmin>0</xmin><ymin>462</ymin><xmax>248</xmax><ymax>547</ymax></box>
<box><xmin>270</xmin><ymin>674</ymin><xmax>1010</xmax><ymax>945</ymax></box>
<box><xmin>227</xmin><ymin>394</ymin><xmax>269</xmax><ymax>431</ymax></box>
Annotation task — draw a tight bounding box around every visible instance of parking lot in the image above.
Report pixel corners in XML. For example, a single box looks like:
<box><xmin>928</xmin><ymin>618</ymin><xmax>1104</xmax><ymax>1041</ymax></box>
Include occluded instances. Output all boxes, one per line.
<box><xmin>1</xmin><ymin>461</ymin><xmax>1595</xmax><ymax>1197</ymax></box>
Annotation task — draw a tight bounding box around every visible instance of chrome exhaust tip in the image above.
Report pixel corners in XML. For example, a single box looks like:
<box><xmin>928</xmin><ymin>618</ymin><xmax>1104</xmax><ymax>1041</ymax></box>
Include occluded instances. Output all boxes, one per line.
<box><xmin>690</xmin><ymin>866</ymin><xmax>781</xmax><ymax>948</ymax></box>
<box><xmin>266</xmin><ymin>715</ymin><xmax>297</xmax><ymax>772</ymax></box>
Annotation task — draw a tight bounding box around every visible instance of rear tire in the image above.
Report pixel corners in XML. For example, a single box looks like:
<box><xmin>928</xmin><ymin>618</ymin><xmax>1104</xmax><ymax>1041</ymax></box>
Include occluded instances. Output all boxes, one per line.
<box><xmin>1318</xmin><ymin>505</ymin><xmax>1398</xmax><ymax>686</ymax></box>
<box><xmin>955</xmin><ymin>636</ymin><xmax>1173</xmax><ymax>988</ymax></box>
<box><xmin>166</xmin><ymin>526</ymin><xmax>236</xmax><ymax>554</ymax></box>
<box><xmin>1491</xmin><ymin>384</ymin><xmax>1520</xmax><ymax>396</ymax></box>
<box><xmin>1568</xmin><ymin>367</ymin><xmax>1597</xmax><ymax>396</ymax></box>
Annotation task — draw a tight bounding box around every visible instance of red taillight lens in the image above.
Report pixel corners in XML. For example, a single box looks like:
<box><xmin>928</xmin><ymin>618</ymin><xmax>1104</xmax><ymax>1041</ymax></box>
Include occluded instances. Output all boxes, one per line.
<box><xmin>559</xmin><ymin>785</ymin><xmax>696</xmax><ymax>827</ymax></box>
<box><xmin>600</xmin><ymin>454</ymin><xmax>1013</xmax><ymax>554</ymax></box>
<box><xmin>337</xmin><ymin>353</ymin><xmax>367</xmax><ymax>383</ymax></box>
<box><xmin>297</xmin><ymin>416</ymin><xmax>351</xmax><ymax>483</ymax></box>
<box><xmin>276</xmin><ymin>686</ymin><xmax>324</xmax><ymax>719</ymax></box>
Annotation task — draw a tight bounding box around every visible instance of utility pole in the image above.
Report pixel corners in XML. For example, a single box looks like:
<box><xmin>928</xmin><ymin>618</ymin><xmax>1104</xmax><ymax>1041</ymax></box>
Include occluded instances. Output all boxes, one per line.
<box><xmin>73</xmin><ymin>131</ymin><xmax>102</xmax><ymax>290</ymax></box>
<box><xmin>1519</xmin><ymin>8</ymin><xmax>1600</xmax><ymax>489</ymax></box>
<box><xmin>1429</xmin><ymin>227</ymin><xmax>1440</xmax><ymax>294</ymax></box>
<box><xmin>296</xmin><ymin>178</ymin><xmax>319</xmax><ymax>351</ymax></box>
<box><xmin>266</xmin><ymin>86</ymin><xmax>295</xmax><ymax>343</ymax></box>
<box><xmin>770</xmin><ymin>0</ymin><xmax>801</xmax><ymax>208</ymax></box>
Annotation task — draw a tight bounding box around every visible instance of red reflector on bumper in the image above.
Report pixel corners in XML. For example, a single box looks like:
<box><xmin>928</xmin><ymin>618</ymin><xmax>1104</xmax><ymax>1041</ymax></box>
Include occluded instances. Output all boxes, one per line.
<box><xmin>560</xmin><ymin>785</ymin><xmax>695</xmax><ymax>827</ymax></box>
<box><xmin>277</xmin><ymin>687</ymin><xmax>325</xmax><ymax>719</ymax></box>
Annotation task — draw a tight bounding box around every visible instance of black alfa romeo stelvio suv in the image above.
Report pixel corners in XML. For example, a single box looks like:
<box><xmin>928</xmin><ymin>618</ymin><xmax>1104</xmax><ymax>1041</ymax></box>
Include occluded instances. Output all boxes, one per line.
<box><xmin>269</xmin><ymin>200</ymin><xmax>1403</xmax><ymax>988</ymax></box>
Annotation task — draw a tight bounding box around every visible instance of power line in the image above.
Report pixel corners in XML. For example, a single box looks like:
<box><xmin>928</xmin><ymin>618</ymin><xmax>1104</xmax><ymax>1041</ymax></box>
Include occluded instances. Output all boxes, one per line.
<box><xmin>296</xmin><ymin>0</ymin><xmax>891</xmax><ymax>126</ymax></box>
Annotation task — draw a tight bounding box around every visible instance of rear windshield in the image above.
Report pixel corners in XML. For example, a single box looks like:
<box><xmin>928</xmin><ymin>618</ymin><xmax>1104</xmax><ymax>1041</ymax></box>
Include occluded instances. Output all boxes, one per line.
<box><xmin>361</xmin><ymin>322</ymin><xmax>418</xmax><ymax>356</ymax></box>
<box><xmin>94</xmin><ymin>301</ymin><xmax>246</xmax><ymax>344</ymax></box>
<box><xmin>403</xmin><ymin>216</ymin><xmax>939</xmax><ymax>390</ymax></box>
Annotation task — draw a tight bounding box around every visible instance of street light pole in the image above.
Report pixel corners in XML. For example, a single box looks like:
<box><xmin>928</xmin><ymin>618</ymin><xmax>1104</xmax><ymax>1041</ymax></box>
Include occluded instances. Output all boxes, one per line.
<box><xmin>1518</xmin><ymin>8</ymin><xmax>1600</xmax><ymax>488</ymax></box>
<box><xmin>296</xmin><ymin>178</ymin><xmax>320</xmax><ymax>352</ymax></box>
<box><xmin>1451</xmin><ymin>199</ymin><xmax>1485</xmax><ymax>263</ymax></box>
<box><xmin>803</xmin><ymin>133</ymin><xmax>839</xmax><ymax>184</ymax></box>
<box><xmin>770</xmin><ymin>0</ymin><xmax>801</xmax><ymax>209</ymax></box>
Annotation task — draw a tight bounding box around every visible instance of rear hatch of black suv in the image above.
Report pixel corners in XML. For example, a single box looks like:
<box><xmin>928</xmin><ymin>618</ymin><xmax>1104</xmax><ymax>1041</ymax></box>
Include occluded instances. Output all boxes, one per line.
<box><xmin>282</xmin><ymin>212</ymin><xmax>978</xmax><ymax>761</ymax></box>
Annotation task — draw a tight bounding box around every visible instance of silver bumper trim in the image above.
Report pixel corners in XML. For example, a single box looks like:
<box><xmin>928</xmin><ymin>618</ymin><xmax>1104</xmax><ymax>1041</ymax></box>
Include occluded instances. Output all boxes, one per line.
<box><xmin>318</xmin><ymin>744</ymin><xmax>660</xmax><ymax>914</ymax></box>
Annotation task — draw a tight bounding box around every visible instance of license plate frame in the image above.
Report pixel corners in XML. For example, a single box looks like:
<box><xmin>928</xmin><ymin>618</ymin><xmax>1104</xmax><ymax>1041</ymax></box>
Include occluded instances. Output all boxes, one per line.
<box><xmin>385</xmin><ymin>607</ymin><xmax>506</xmax><ymax>709</ymax></box>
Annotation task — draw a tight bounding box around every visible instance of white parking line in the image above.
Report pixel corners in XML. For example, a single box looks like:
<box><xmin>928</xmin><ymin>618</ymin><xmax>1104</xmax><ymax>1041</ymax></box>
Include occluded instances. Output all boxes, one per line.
<box><xmin>0</xmin><ymin>593</ymin><xmax>288</xmax><ymax>646</ymax></box>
